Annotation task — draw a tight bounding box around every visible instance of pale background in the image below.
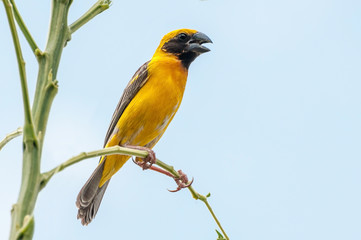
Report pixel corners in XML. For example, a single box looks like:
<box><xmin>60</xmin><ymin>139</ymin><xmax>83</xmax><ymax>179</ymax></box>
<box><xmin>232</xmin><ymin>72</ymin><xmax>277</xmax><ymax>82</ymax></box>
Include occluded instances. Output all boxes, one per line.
<box><xmin>0</xmin><ymin>0</ymin><xmax>360</xmax><ymax>239</ymax></box>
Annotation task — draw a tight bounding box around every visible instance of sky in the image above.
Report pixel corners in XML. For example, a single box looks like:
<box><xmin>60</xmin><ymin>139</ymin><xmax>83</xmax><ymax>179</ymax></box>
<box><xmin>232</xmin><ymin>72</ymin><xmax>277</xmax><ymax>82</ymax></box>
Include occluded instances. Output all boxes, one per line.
<box><xmin>0</xmin><ymin>0</ymin><xmax>360</xmax><ymax>239</ymax></box>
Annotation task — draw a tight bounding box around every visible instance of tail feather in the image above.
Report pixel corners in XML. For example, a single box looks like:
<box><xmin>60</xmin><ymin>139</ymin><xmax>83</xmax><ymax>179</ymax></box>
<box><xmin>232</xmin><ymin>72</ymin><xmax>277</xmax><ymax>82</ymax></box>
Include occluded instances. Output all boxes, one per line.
<box><xmin>76</xmin><ymin>159</ymin><xmax>109</xmax><ymax>225</ymax></box>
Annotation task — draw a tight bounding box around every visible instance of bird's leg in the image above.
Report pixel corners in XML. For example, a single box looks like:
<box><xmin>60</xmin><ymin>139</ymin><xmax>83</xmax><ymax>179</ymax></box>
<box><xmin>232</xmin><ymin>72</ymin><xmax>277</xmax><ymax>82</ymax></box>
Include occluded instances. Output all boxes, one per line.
<box><xmin>148</xmin><ymin>165</ymin><xmax>174</xmax><ymax>178</ymax></box>
<box><xmin>125</xmin><ymin>145</ymin><xmax>156</xmax><ymax>170</ymax></box>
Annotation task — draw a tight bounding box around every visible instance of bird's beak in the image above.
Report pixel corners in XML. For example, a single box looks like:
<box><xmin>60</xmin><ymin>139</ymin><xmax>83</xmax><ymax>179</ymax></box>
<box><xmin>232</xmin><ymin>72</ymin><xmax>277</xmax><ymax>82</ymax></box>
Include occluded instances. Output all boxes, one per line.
<box><xmin>185</xmin><ymin>32</ymin><xmax>213</xmax><ymax>53</ymax></box>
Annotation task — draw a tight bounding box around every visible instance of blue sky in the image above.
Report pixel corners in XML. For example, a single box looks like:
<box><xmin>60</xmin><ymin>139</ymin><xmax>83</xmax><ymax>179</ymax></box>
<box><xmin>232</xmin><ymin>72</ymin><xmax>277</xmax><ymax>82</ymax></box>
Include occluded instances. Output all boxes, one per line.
<box><xmin>0</xmin><ymin>0</ymin><xmax>360</xmax><ymax>239</ymax></box>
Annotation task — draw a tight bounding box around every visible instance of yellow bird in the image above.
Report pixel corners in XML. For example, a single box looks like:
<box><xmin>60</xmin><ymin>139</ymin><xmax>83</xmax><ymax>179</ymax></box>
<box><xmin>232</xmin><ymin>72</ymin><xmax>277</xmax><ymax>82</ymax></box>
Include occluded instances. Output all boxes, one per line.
<box><xmin>76</xmin><ymin>29</ymin><xmax>212</xmax><ymax>225</ymax></box>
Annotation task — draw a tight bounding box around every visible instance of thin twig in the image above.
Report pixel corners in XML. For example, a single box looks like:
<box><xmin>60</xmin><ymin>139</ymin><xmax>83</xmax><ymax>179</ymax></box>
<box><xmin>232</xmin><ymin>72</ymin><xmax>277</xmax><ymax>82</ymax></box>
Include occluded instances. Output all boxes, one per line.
<box><xmin>0</xmin><ymin>127</ymin><xmax>23</xmax><ymax>151</ymax></box>
<box><xmin>9</xmin><ymin>0</ymin><xmax>39</xmax><ymax>53</ymax></box>
<box><xmin>2</xmin><ymin>0</ymin><xmax>37</xmax><ymax>144</ymax></box>
<box><xmin>40</xmin><ymin>146</ymin><xmax>229</xmax><ymax>239</ymax></box>
<box><xmin>156</xmin><ymin>159</ymin><xmax>229</xmax><ymax>240</ymax></box>
<box><xmin>40</xmin><ymin>146</ymin><xmax>147</xmax><ymax>189</ymax></box>
<box><xmin>69</xmin><ymin>0</ymin><xmax>111</xmax><ymax>34</ymax></box>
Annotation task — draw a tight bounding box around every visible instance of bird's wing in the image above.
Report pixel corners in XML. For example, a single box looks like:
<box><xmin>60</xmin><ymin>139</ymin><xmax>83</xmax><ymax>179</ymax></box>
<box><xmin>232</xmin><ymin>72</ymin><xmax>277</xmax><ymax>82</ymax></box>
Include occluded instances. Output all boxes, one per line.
<box><xmin>103</xmin><ymin>61</ymin><xmax>150</xmax><ymax>146</ymax></box>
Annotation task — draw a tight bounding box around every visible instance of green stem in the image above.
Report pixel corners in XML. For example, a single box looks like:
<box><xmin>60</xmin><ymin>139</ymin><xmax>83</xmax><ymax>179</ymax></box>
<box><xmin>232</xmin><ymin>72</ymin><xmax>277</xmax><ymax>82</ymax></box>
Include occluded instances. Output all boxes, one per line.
<box><xmin>9</xmin><ymin>137</ymin><xmax>40</xmax><ymax>240</ymax></box>
<box><xmin>2</xmin><ymin>4</ymin><xmax>39</xmax><ymax>238</ymax></box>
<box><xmin>202</xmin><ymin>194</ymin><xmax>229</xmax><ymax>240</ymax></box>
<box><xmin>9</xmin><ymin>0</ymin><xmax>39</xmax><ymax>53</ymax></box>
<box><xmin>2</xmin><ymin>0</ymin><xmax>37</xmax><ymax>140</ymax></box>
<box><xmin>40</xmin><ymin>146</ymin><xmax>147</xmax><ymax>189</ymax></box>
<box><xmin>156</xmin><ymin>159</ymin><xmax>229</xmax><ymax>240</ymax></box>
<box><xmin>69</xmin><ymin>0</ymin><xmax>111</xmax><ymax>34</ymax></box>
<box><xmin>33</xmin><ymin>70</ymin><xmax>58</xmax><ymax>144</ymax></box>
<box><xmin>0</xmin><ymin>127</ymin><xmax>23</xmax><ymax>151</ymax></box>
<box><xmin>32</xmin><ymin>0</ymin><xmax>72</xmax><ymax>136</ymax></box>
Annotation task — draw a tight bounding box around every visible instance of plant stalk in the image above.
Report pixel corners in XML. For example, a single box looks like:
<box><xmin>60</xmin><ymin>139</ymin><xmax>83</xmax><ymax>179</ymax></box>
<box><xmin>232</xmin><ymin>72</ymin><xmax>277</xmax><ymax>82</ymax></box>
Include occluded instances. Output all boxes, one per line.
<box><xmin>69</xmin><ymin>0</ymin><xmax>111</xmax><ymax>34</ymax></box>
<box><xmin>2</xmin><ymin>0</ymin><xmax>38</xmax><ymax>238</ymax></box>
<box><xmin>5</xmin><ymin>0</ymin><xmax>72</xmax><ymax>239</ymax></box>
<box><xmin>32</xmin><ymin>0</ymin><xmax>72</xmax><ymax>138</ymax></box>
<box><xmin>9</xmin><ymin>0</ymin><xmax>39</xmax><ymax>53</ymax></box>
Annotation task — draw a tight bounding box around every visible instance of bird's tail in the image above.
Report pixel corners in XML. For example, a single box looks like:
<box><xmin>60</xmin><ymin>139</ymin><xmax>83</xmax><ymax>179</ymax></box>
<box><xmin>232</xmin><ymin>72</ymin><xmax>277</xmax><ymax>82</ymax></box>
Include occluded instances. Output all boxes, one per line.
<box><xmin>76</xmin><ymin>159</ymin><xmax>109</xmax><ymax>225</ymax></box>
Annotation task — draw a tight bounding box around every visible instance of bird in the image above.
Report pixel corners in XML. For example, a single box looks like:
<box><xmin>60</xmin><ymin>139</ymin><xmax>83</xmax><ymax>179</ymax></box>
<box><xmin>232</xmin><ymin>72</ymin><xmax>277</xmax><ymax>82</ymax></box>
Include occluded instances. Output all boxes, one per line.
<box><xmin>76</xmin><ymin>29</ymin><xmax>212</xmax><ymax>225</ymax></box>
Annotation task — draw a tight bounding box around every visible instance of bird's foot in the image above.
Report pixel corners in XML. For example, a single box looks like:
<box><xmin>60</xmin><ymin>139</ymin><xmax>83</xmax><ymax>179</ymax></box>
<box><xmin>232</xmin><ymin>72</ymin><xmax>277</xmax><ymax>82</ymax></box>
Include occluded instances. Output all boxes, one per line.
<box><xmin>145</xmin><ymin>166</ymin><xmax>193</xmax><ymax>192</ymax></box>
<box><xmin>126</xmin><ymin>145</ymin><xmax>156</xmax><ymax>170</ymax></box>
<box><xmin>168</xmin><ymin>170</ymin><xmax>194</xmax><ymax>192</ymax></box>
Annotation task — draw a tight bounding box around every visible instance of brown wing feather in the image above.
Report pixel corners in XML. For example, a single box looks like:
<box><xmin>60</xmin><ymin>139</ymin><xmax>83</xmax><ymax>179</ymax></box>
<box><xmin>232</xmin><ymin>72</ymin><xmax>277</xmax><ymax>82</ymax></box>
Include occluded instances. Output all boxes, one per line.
<box><xmin>103</xmin><ymin>61</ymin><xmax>150</xmax><ymax>146</ymax></box>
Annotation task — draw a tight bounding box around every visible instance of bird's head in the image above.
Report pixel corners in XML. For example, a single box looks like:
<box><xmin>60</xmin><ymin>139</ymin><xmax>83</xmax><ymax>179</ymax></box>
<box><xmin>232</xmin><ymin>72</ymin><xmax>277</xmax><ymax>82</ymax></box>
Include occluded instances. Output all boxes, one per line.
<box><xmin>155</xmin><ymin>29</ymin><xmax>212</xmax><ymax>69</ymax></box>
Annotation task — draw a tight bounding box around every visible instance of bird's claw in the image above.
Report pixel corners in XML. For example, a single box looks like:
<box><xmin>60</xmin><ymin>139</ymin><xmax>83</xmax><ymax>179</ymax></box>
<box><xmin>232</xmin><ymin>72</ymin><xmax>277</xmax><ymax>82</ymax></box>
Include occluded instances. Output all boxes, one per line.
<box><xmin>168</xmin><ymin>170</ymin><xmax>194</xmax><ymax>192</ymax></box>
<box><xmin>129</xmin><ymin>146</ymin><xmax>156</xmax><ymax>170</ymax></box>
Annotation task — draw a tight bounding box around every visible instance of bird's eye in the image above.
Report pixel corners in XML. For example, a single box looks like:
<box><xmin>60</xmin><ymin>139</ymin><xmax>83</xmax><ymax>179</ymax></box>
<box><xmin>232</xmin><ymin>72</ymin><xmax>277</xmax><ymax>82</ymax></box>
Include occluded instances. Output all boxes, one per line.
<box><xmin>177</xmin><ymin>33</ymin><xmax>188</xmax><ymax>41</ymax></box>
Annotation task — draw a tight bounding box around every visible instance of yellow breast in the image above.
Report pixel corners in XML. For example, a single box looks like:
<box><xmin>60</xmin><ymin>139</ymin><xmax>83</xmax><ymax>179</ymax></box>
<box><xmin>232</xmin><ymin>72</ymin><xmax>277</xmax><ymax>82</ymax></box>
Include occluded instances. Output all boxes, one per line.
<box><xmin>113</xmin><ymin>56</ymin><xmax>188</xmax><ymax>147</ymax></box>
